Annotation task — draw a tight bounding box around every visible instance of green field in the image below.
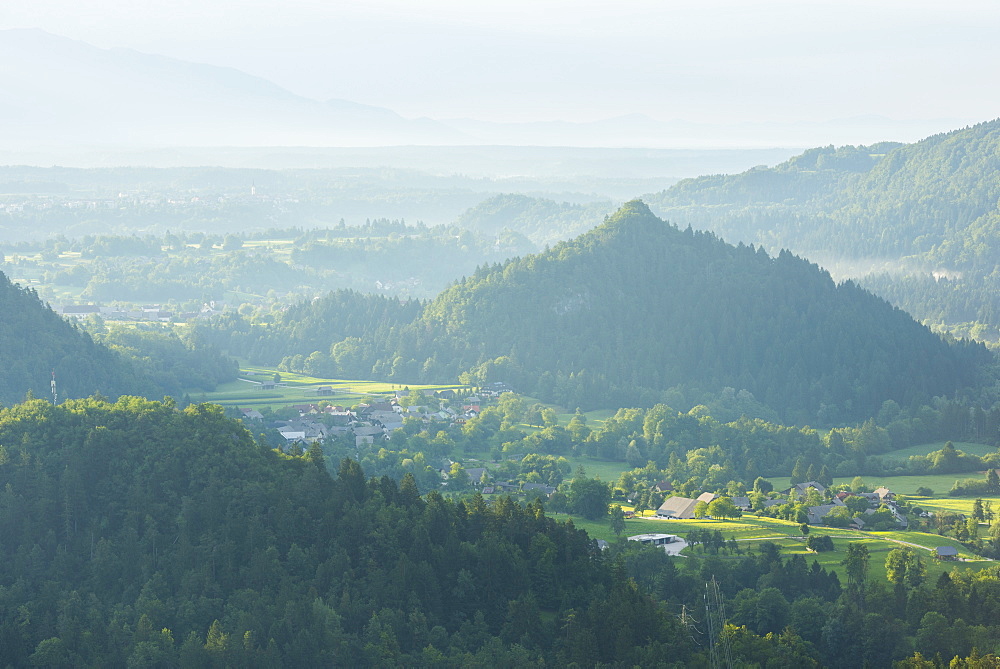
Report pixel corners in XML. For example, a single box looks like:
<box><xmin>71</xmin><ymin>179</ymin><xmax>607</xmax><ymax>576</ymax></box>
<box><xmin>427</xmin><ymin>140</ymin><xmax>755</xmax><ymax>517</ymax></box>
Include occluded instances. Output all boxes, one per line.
<box><xmin>766</xmin><ymin>441</ymin><xmax>997</xmax><ymax>495</ymax></box>
<box><xmin>879</xmin><ymin>441</ymin><xmax>997</xmax><ymax>461</ymax></box>
<box><xmin>192</xmin><ymin>363</ymin><xmax>463</xmax><ymax>409</ymax></box>
<box><xmin>768</xmin><ymin>472</ymin><xmax>991</xmax><ymax>496</ymax></box>
<box><xmin>561</xmin><ymin>456</ymin><xmax>630</xmax><ymax>483</ymax></box>
<box><xmin>916</xmin><ymin>495</ymin><xmax>1000</xmax><ymax>517</ymax></box>
<box><xmin>555</xmin><ymin>510</ymin><xmax>991</xmax><ymax>582</ymax></box>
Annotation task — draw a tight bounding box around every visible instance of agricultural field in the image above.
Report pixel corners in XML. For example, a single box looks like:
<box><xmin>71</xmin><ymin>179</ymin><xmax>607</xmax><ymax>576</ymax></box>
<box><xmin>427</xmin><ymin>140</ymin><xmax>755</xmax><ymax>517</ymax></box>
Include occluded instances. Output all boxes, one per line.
<box><xmin>560</xmin><ymin>456</ymin><xmax>630</xmax><ymax>483</ymax></box>
<box><xmin>192</xmin><ymin>362</ymin><xmax>462</xmax><ymax>409</ymax></box>
<box><xmin>768</xmin><ymin>472</ymin><xmax>991</xmax><ymax>496</ymax></box>
<box><xmin>916</xmin><ymin>495</ymin><xmax>1000</xmax><ymax>518</ymax></box>
<box><xmin>557</xmin><ymin>510</ymin><xmax>991</xmax><ymax>583</ymax></box>
<box><xmin>878</xmin><ymin>441</ymin><xmax>997</xmax><ymax>461</ymax></box>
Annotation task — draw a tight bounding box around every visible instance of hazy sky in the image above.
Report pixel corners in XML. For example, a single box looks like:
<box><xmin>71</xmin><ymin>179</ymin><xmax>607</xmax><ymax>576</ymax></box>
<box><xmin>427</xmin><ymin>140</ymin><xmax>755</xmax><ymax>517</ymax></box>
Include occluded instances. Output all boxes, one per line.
<box><xmin>4</xmin><ymin>0</ymin><xmax>999</xmax><ymax>125</ymax></box>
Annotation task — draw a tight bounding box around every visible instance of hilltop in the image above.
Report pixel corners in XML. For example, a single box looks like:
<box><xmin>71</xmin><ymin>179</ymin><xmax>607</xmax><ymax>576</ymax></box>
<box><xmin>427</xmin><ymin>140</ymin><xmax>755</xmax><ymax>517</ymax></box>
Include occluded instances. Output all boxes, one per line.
<box><xmin>643</xmin><ymin>120</ymin><xmax>1000</xmax><ymax>337</ymax></box>
<box><xmin>344</xmin><ymin>201</ymin><xmax>990</xmax><ymax>424</ymax></box>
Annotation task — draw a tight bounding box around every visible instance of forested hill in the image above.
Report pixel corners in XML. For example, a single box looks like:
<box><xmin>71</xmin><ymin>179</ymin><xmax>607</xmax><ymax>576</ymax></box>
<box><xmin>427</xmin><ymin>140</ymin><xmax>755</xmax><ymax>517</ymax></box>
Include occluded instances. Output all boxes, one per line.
<box><xmin>369</xmin><ymin>201</ymin><xmax>990</xmax><ymax>424</ymax></box>
<box><xmin>0</xmin><ymin>271</ymin><xmax>144</xmax><ymax>405</ymax></box>
<box><xmin>643</xmin><ymin>120</ymin><xmax>1000</xmax><ymax>270</ymax></box>
<box><xmin>196</xmin><ymin>289</ymin><xmax>424</xmax><ymax>372</ymax></box>
<box><xmin>0</xmin><ymin>396</ymin><xmax>695</xmax><ymax>666</ymax></box>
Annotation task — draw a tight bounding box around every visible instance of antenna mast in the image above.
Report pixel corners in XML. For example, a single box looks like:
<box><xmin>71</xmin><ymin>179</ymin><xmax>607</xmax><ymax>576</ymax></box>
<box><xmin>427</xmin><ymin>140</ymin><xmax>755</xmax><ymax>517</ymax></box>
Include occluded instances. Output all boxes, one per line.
<box><xmin>50</xmin><ymin>370</ymin><xmax>58</xmax><ymax>405</ymax></box>
<box><xmin>705</xmin><ymin>576</ymin><xmax>734</xmax><ymax>669</ymax></box>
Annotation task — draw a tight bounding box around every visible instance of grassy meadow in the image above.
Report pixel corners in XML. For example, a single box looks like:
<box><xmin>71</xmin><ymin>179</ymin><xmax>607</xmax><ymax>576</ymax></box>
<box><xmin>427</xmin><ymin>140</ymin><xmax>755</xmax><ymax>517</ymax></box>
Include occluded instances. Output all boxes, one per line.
<box><xmin>555</xmin><ymin>509</ymin><xmax>992</xmax><ymax>583</ymax></box>
<box><xmin>878</xmin><ymin>441</ymin><xmax>997</xmax><ymax>460</ymax></box>
<box><xmin>193</xmin><ymin>362</ymin><xmax>463</xmax><ymax>408</ymax></box>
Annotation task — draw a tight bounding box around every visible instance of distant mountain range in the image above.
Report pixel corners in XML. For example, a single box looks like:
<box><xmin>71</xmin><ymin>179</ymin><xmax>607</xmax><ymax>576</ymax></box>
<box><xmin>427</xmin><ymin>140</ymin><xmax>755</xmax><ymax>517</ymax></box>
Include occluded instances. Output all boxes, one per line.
<box><xmin>0</xmin><ymin>29</ymin><xmax>461</xmax><ymax>147</ymax></box>
<box><xmin>640</xmin><ymin>120</ymin><xmax>1000</xmax><ymax>336</ymax></box>
<box><xmin>644</xmin><ymin>120</ymin><xmax>1000</xmax><ymax>271</ymax></box>
<box><xmin>0</xmin><ymin>29</ymin><xmax>968</xmax><ymax>151</ymax></box>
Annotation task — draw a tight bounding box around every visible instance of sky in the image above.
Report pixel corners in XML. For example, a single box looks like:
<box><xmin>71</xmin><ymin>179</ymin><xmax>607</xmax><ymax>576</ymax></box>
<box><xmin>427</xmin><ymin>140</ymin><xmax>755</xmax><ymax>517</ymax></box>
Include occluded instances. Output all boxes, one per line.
<box><xmin>3</xmin><ymin>0</ymin><xmax>999</xmax><ymax>126</ymax></box>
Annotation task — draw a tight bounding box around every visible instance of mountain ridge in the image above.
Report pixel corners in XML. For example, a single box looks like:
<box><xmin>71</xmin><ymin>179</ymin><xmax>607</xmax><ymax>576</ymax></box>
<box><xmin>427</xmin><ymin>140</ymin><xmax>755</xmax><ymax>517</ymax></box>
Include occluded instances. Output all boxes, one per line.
<box><xmin>296</xmin><ymin>200</ymin><xmax>992</xmax><ymax>424</ymax></box>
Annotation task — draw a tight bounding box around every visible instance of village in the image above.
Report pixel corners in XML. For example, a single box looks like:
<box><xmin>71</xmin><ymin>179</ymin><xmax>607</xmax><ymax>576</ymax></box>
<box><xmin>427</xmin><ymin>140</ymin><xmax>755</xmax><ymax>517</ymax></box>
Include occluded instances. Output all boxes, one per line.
<box><xmin>235</xmin><ymin>381</ymin><xmax>979</xmax><ymax>566</ymax></box>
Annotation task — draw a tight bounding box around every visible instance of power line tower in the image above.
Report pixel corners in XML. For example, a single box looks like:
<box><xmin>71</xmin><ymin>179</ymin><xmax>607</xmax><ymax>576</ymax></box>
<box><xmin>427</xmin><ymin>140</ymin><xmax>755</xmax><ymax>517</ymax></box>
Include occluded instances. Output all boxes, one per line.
<box><xmin>704</xmin><ymin>576</ymin><xmax>734</xmax><ymax>669</ymax></box>
<box><xmin>50</xmin><ymin>370</ymin><xmax>58</xmax><ymax>405</ymax></box>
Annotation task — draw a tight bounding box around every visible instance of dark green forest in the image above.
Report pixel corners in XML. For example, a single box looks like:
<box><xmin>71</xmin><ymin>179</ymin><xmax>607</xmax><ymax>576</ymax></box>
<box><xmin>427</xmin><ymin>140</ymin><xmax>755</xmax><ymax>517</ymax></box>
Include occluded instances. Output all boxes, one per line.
<box><xmin>0</xmin><ymin>396</ymin><xmax>691</xmax><ymax>666</ymax></box>
<box><xmin>195</xmin><ymin>289</ymin><xmax>424</xmax><ymax>375</ymax></box>
<box><xmin>0</xmin><ymin>270</ymin><xmax>235</xmax><ymax>406</ymax></box>
<box><xmin>644</xmin><ymin>120</ymin><xmax>1000</xmax><ymax>335</ymax></box>
<box><xmin>0</xmin><ymin>272</ymin><xmax>141</xmax><ymax>406</ymax></box>
<box><xmin>220</xmin><ymin>201</ymin><xmax>991</xmax><ymax>425</ymax></box>
<box><xmin>6</xmin><ymin>397</ymin><xmax>1000</xmax><ymax>666</ymax></box>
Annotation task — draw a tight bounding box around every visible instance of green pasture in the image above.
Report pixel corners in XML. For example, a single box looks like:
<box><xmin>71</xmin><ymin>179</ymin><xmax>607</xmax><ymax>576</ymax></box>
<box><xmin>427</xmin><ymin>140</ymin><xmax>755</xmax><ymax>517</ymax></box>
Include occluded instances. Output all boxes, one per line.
<box><xmin>768</xmin><ymin>472</ymin><xmax>991</xmax><ymax>496</ymax></box>
<box><xmin>879</xmin><ymin>441</ymin><xmax>996</xmax><ymax>460</ymax></box>
<box><xmin>556</xmin><ymin>510</ymin><xmax>989</xmax><ymax>583</ymax></box>
<box><xmin>561</xmin><ymin>457</ymin><xmax>630</xmax><ymax>483</ymax></box>
<box><xmin>192</xmin><ymin>363</ymin><xmax>463</xmax><ymax>409</ymax></box>
<box><xmin>916</xmin><ymin>495</ymin><xmax>1000</xmax><ymax>518</ymax></box>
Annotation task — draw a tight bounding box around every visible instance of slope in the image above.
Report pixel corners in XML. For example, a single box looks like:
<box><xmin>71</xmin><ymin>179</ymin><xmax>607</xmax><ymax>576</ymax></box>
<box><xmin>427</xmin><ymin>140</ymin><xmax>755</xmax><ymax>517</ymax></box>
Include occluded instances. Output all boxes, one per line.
<box><xmin>646</xmin><ymin>120</ymin><xmax>1000</xmax><ymax>269</ymax></box>
<box><xmin>373</xmin><ymin>201</ymin><xmax>990</xmax><ymax>424</ymax></box>
<box><xmin>643</xmin><ymin>120</ymin><xmax>1000</xmax><ymax>337</ymax></box>
<box><xmin>0</xmin><ymin>271</ymin><xmax>146</xmax><ymax>405</ymax></box>
<box><xmin>0</xmin><ymin>395</ymin><xmax>692</xmax><ymax>666</ymax></box>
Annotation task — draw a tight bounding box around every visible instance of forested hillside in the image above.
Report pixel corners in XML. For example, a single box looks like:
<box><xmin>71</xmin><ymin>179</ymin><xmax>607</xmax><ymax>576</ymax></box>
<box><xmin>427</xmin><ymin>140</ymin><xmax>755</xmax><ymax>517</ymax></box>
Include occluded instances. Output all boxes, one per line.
<box><xmin>355</xmin><ymin>201</ymin><xmax>989</xmax><ymax>424</ymax></box>
<box><xmin>643</xmin><ymin>120</ymin><xmax>1000</xmax><ymax>335</ymax></box>
<box><xmin>0</xmin><ymin>272</ymin><xmax>142</xmax><ymax>405</ymax></box>
<box><xmin>196</xmin><ymin>289</ymin><xmax>424</xmax><ymax>373</ymax></box>
<box><xmin>8</xmin><ymin>397</ymin><xmax>1000</xmax><ymax>666</ymax></box>
<box><xmin>0</xmin><ymin>396</ymin><xmax>694</xmax><ymax>666</ymax></box>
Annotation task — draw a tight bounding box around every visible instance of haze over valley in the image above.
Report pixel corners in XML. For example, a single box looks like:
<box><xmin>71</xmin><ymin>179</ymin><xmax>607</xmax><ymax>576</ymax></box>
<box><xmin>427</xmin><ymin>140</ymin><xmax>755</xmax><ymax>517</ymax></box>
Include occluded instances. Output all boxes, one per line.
<box><xmin>4</xmin><ymin>3</ymin><xmax>1000</xmax><ymax>667</ymax></box>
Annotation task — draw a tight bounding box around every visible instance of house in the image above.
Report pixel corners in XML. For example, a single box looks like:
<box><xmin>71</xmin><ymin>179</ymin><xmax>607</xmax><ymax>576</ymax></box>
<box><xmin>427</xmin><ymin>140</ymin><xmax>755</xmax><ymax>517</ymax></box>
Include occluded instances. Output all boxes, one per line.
<box><xmin>326</xmin><ymin>410</ymin><xmax>355</xmax><ymax>425</ymax></box>
<box><xmin>850</xmin><ymin>517</ymin><xmax>866</xmax><ymax>530</ymax></box>
<box><xmin>382</xmin><ymin>419</ymin><xmax>405</xmax><ymax>433</ymax></box>
<box><xmin>936</xmin><ymin>546</ymin><xmax>959</xmax><ymax>560</ymax></box>
<box><xmin>522</xmin><ymin>483</ymin><xmax>556</xmax><ymax>495</ymax></box>
<box><xmin>62</xmin><ymin>304</ymin><xmax>101</xmax><ymax>317</ymax></box>
<box><xmin>697</xmin><ymin>492</ymin><xmax>718</xmax><ymax>505</ymax></box>
<box><xmin>858</xmin><ymin>492</ymin><xmax>882</xmax><ymax>507</ymax></box>
<box><xmin>865</xmin><ymin>505</ymin><xmax>908</xmax><ymax>528</ymax></box>
<box><xmin>731</xmin><ymin>497</ymin><xmax>752</xmax><ymax>512</ymax></box>
<box><xmin>656</xmin><ymin>496</ymin><xmax>699</xmax><ymax>519</ymax></box>
<box><xmin>874</xmin><ymin>486</ymin><xmax>895</xmax><ymax>502</ymax></box>
<box><xmin>465</xmin><ymin>468</ymin><xmax>488</xmax><ymax>484</ymax></box>
<box><xmin>277</xmin><ymin>420</ymin><xmax>328</xmax><ymax>443</ymax></box>
<box><xmin>653</xmin><ymin>481</ymin><xmax>674</xmax><ymax>493</ymax></box>
<box><xmin>628</xmin><ymin>533</ymin><xmax>678</xmax><ymax>547</ymax></box>
<box><xmin>483</xmin><ymin>381</ymin><xmax>514</xmax><ymax>395</ymax></box>
<box><xmin>761</xmin><ymin>499</ymin><xmax>787</xmax><ymax>509</ymax></box>
<box><xmin>240</xmin><ymin>408</ymin><xmax>264</xmax><ymax>421</ymax></box>
<box><xmin>807</xmin><ymin>504</ymin><xmax>840</xmax><ymax>525</ymax></box>
<box><xmin>790</xmin><ymin>481</ymin><xmax>826</xmax><ymax>495</ymax></box>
